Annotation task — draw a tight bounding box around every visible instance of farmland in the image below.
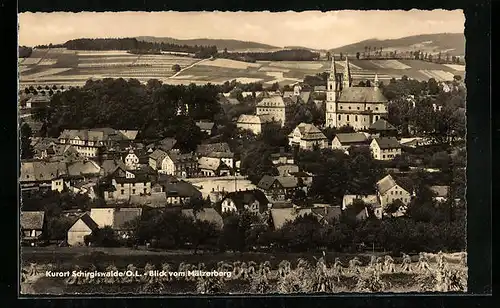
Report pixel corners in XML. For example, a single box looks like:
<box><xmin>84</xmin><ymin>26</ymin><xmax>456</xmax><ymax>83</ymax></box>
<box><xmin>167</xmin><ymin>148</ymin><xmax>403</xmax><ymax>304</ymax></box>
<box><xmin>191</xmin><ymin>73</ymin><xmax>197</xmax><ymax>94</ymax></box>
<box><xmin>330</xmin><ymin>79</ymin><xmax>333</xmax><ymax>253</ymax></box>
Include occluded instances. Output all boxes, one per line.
<box><xmin>21</xmin><ymin>248</ymin><xmax>466</xmax><ymax>294</ymax></box>
<box><xmin>18</xmin><ymin>48</ymin><xmax>466</xmax><ymax>88</ymax></box>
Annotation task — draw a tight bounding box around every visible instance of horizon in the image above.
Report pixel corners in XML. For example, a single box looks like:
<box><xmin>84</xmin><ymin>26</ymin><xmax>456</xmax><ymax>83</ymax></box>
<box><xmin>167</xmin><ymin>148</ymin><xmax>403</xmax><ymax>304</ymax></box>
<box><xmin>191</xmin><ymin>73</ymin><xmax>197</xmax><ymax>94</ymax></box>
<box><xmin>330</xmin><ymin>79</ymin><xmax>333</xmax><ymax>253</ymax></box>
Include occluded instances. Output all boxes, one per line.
<box><xmin>18</xmin><ymin>10</ymin><xmax>464</xmax><ymax>50</ymax></box>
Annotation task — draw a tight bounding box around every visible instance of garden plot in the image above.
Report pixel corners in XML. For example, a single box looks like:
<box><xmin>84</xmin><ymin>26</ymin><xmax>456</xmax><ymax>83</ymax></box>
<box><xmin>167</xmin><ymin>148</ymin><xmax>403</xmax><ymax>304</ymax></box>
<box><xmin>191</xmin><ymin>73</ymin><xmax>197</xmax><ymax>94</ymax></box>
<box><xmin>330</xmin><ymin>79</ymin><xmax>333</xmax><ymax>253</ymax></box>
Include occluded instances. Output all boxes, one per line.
<box><xmin>199</xmin><ymin>58</ymin><xmax>262</xmax><ymax>69</ymax></box>
<box><xmin>78</xmin><ymin>56</ymin><xmax>138</xmax><ymax>62</ymax></box>
<box><xmin>443</xmin><ymin>64</ymin><xmax>465</xmax><ymax>72</ymax></box>
<box><xmin>234</xmin><ymin>77</ymin><xmax>264</xmax><ymax>83</ymax></box>
<box><xmin>76</xmin><ymin>50</ymin><xmax>132</xmax><ymax>56</ymax></box>
<box><xmin>77</xmin><ymin>62</ymin><xmax>136</xmax><ymax>68</ymax></box>
<box><xmin>22</xmin><ymin>58</ymin><xmax>42</xmax><ymax>65</ymax></box>
<box><xmin>258</xmin><ymin>66</ymin><xmax>291</xmax><ymax>73</ymax></box>
<box><xmin>370</xmin><ymin>60</ymin><xmax>411</xmax><ymax>70</ymax></box>
<box><xmin>419</xmin><ymin>70</ymin><xmax>455</xmax><ymax>81</ymax></box>
<box><xmin>336</xmin><ymin>61</ymin><xmax>362</xmax><ymax>70</ymax></box>
<box><xmin>268</xmin><ymin>61</ymin><xmax>323</xmax><ymax>70</ymax></box>
<box><xmin>22</xmin><ymin>68</ymin><xmax>73</xmax><ymax>79</ymax></box>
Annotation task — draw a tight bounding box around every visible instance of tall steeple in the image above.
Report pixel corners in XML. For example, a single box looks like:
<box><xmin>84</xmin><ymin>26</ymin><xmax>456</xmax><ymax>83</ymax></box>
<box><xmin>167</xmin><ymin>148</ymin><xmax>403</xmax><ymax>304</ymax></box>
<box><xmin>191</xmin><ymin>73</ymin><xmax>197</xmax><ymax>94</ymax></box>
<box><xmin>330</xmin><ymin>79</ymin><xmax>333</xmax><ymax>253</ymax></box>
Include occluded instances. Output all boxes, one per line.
<box><xmin>343</xmin><ymin>56</ymin><xmax>352</xmax><ymax>89</ymax></box>
<box><xmin>329</xmin><ymin>55</ymin><xmax>337</xmax><ymax>84</ymax></box>
<box><xmin>374</xmin><ymin>73</ymin><xmax>379</xmax><ymax>89</ymax></box>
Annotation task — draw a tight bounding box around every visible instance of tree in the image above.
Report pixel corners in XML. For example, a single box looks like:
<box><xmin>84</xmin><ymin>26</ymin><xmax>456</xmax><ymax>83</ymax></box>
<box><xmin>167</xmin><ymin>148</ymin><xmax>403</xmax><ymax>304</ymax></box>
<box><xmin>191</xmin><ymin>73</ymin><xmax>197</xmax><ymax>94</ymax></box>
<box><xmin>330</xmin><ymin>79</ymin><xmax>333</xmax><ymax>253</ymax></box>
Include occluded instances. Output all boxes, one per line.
<box><xmin>20</xmin><ymin>123</ymin><xmax>34</xmax><ymax>159</ymax></box>
<box><xmin>365</xmin><ymin>80</ymin><xmax>372</xmax><ymax>87</ymax></box>
<box><xmin>326</xmin><ymin>51</ymin><xmax>331</xmax><ymax>61</ymax></box>
<box><xmin>427</xmin><ymin>78</ymin><xmax>440</xmax><ymax>95</ymax></box>
<box><xmin>85</xmin><ymin>226</ymin><xmax>121</xmax><ymax>247</ymax></box>
<box><xmin>171</xmin><ymin>64</ymin><xmax>181</xmax><ymax>72</ymax></box>
<box><xmin>356</xmin><ymin>52</ymin><xmax>360</xmax><ymax>60</ymax></box>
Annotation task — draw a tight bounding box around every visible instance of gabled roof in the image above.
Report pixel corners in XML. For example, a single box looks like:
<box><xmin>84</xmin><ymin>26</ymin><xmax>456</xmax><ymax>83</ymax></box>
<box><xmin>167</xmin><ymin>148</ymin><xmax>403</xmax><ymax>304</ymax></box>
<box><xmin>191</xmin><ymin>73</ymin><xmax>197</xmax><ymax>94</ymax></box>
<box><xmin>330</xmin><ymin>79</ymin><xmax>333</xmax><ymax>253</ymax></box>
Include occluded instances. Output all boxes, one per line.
<box><xmin>276</xmin><ymin>176</ymin><xmax>298</xmax><ymax>188</ymax></box>
<box><xmin>430</xmin><ymin>186</ymin><xmax>450</xmax><ymax>198</ymax></box>
<box><xmin>157</xmin><ymin>175</ymin><xmax>202</xmax><ymax>199</ymax></box>
<box><xmin>20</xmin><ymin>211</ymin><xmax>45</xmax><ymax>230</ymax></box>
<box><xmin>299</xmin><ymin>91</ymin><xmax>311</xmax><ymax>103</ymax></box>
<box><xmin>100</xmin><ymin>159</ymin><xmax>127</xmax><ymax>176</ymax></box>
<box><xmin>314</xmin><ymin>85</ymin><xmax>327</xmax><ymax>91</ymax></box>
<box><xmin>369</xmin><ymin>118</ymin><xmax>397</xmax><ymax>131</ymax></box>
<box><xmin>221</xmin><ymin>190</ymin><xmax>270</xmax><ymax>211</ymax></box>
<box><xmin>196</xmin><ymin>122</ymin><xmax>215</xmax><ymax>131</ymax></box>
<box><xmin>310</xmin><ymin>205</ymin><xmax>342</xmax><ymax>222</ymax></box>
<box><xmin>149</xmin><ymin>149</ymin><xmax>168</xmax><ymax>161</ymax></box>
<box><xmin>181</xmin><ymin>208</ymin><xmax>224</xmax><ymax>229</ymax></box>
<box><xmin>376</xmin><ymin>175</ymin><xmax>412</xmax><ymax>195</ymax></box>
<box><xmin>289</xmin><ymin>123</ymin><xmax>327</xmax><ymax>140</ymax></box>
<box><xmin>67</xmin><ymin>160</ymin><xmax>101</xmax><ymax>177</ymax></box>
<box><xmin>257</xmin><ymin>95</ymin><xmax>288</xmax><ymax>107</ymax></box>
<box><xmin>168</xmin><ymin>152</ymin><xmax>197</xmax><ymax>163</ymax></box>
<box><xmin>146</xmin><ymin>138</ymin><xmax>177</xmax><ymax>152</ymax></box>
<box><xmin>198</xmin><ymin>157</ymin><xmax>229</xmax><ymax>171</ymax></box>
<box><xmin>206</xmin><ymin>151</ymin><xmax>234</xmax><ymax>159</ymax></box>
<box><xmin>334</xmin><ymin>132</ymin><xmax>369</xmax><ymax>144</ymax></box>
<box><xmin>20</xmin><ymin>161</ymin><xmax>67</xmax><ymax>182</ymax></box>
<box><xmin>77</xmin><ymin>213</ymin><xmax>99</xmax><ymax>231</ymax></box>
<box><xmin>58</xmin><ymin>128</ymin><xmax>133</xmax><ymax>142</ymax></box>
<box><xmin>237</xmin><ymin>114</ymin><xmax>276</xmax><ymax>125</ymax></box>
<box><xmin>257</xmin><ymin>175</ymin><xmax>278</xmax><ymax>190</ymax></box>
<box><xmin>338</xmin><ymin>87</ymin><xmax>388</xmax><ymax>103</ymax></box>
<box><xmin>196</xmin><ymin>142</ymin><xmax>231</xmax><ymax>156</ymax></box>
<box><xmin>372</xmin><ymin>137</ymin><xmax>401</xmax><ymax>149</ymax></box>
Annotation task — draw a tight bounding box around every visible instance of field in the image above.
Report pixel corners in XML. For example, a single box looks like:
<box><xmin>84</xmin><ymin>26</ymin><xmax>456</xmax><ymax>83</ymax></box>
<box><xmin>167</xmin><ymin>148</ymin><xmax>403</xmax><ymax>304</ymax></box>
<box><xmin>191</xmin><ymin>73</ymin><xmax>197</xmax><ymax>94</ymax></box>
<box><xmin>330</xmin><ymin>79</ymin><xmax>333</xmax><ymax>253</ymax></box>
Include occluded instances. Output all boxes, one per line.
<box><xmin>21</xmin><ymin>248</ymin><xmax>467</xmax><ymax>294</ymax></box>
<box><xmin>18</xmin><ymin>48</ymin><xmax>466</xmax><ymax>88</ymax></box>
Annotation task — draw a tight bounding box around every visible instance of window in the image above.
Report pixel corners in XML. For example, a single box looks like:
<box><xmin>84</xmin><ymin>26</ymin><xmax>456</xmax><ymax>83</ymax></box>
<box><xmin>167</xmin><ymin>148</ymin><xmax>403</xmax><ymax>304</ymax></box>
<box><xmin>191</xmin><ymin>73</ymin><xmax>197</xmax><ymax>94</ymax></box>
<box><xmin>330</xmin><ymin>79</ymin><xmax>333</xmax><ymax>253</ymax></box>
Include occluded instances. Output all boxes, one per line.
<box><xmin>132</xmin><ymin>183</ymin><xmax>135</xmax><ymax>187</ymax></box>
<box><xmin>391</xmin><ymin>191</ymin><xmax>393</xmax><ymax>195</ymax></box>
<box><xmin>144</xmin><ymin>188</ymin><xmax>148</xmax><ymax>194</ymax></box>
<box><xmin>338</xmin><ymin>114</ymin><xmax>341</xmax><ymax>120</ymax></box>
<box><xmin>348</xmin><ymin>106</ymin><xmax>351</xmax><ymax>109</ymax></box>
<box><xmin>375</xmin><ymin>107</ymin><xmax>379</xmax><ymax>111</ymax></box>
<box><xmin>382</xmin><ymin>155</ymin><xmax>386</xmax><ymax>159</ymax></box>
<box><xmin>144</xmin><ymin>182</ymin><xmax>147</xmax><ymax>186</ymax></box>
<box><xmin>121</xmin><ymin>184</ymin><xmax>124</xmax><ymax>187</ymax></box>
<box><xmin>367</xmin><ymin>106</ymin><xmax>371</xmax><ymax>110</ymax></box>
<box><xmin>357</xmin><ymin>107</ymin><xmax>360</xmax><ymax>110</ymax></box>
<box><xmin>340</xmin><ymin>106</ymin><xmax>343</xmax><ymax>109</ymax></box>
<box><xmin>347</xmin><ymin>115</ymin><xmax>350</xmax><ymax>121</ymax></box>
<box><xmin>121</xmin><ymin>190</ymin><xmax>124</xmax><ymax>195</ymax></box>
<box><xmin>132</xmin><ymin>189</ymin><xmax>136</xmax><ymax>194</ymax></box>
<box><xmin>355</xmin><ymin>115</ymin><xmax>358</xmax><ymax>121</ymax></box>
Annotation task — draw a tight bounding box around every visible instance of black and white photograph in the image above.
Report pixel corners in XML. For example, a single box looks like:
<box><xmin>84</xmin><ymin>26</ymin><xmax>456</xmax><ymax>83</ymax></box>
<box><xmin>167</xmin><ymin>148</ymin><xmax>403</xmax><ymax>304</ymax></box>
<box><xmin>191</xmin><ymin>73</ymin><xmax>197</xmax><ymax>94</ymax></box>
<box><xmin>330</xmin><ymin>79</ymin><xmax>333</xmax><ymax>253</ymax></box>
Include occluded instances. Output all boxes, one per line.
<box><xmin>18</xmin><ymin>10</ymin><xmax>467</xmax><ymax>294</ymax></box>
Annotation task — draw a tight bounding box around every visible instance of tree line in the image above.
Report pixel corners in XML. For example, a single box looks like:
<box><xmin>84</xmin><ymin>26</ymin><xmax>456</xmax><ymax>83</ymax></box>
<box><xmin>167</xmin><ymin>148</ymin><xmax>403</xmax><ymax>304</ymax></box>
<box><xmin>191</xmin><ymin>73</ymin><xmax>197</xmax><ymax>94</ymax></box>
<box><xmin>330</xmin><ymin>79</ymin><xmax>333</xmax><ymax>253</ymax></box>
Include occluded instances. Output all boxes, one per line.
<box><xmin>219</xmin><ymin>49</ymin><xmax>320</xmax><ymax>62</ymax></box>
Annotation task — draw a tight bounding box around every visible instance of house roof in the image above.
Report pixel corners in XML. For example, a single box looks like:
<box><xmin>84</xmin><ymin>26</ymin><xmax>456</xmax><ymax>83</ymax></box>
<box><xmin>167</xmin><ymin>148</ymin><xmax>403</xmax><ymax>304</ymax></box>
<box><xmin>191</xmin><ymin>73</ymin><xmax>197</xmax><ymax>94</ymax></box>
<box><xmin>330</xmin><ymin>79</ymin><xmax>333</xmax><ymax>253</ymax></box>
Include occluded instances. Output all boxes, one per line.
<box><xmin>67</xmin><ymin>160</ymin><xmax>101</xmax><ymax>177</ymax></box>
<box><xmin>149</xmin><ymin>149</ymin><xmax>168</xmax><ymax>161</ymax></box>
<box><xmin>257</xmin><ymin>95</ymin><xmax>289</xmax><ymax>107</ymax></box>
<box><xmin>277</xmin><ymin>164</ymin><xmax>299</xmax><ymax>176</ymax></box>
<box><xmin>237</xmin><ymin>114</ymin><xmax>276</xmax><ymax>125</ymax></box>
<box><xmin>310</xmin><ymin>205</ymin><xmax>342</xmax><ymax>222</ymax></box>
<box><xmin>147</xmin><ymin>138</ymin><xmax>177</xmax><ymax>152</ymax></box>
<box><xmin>373</xmin><ymin>137</ymin><xmax>401</xmax><ymax>149</ymax></box>
<box><xmin>169</xmin><ymin>152</ymin><xmax>197</xmax><ymax>163</ymax></box>
<box><xmin>376</xmin><ymin>175</ymin><xmax>397</xmax><ymax>194</ymax></box>
<box><xmin>20</xmin><ymin>211</ymin><xmax>45</xmax><ymax>230</ymax></box>
<box><xmin>157</xmin><ymin>175</ymin><xmax>202</xmax><ymax>199</ymax></box>
<box><xmin>196</xmin><ymin>122</ymin><xmax>215</xmax><ymax>131</ymax></box>
<box><xmin>77</xmin><ymin>213</ymin><xmax>99</xmax><ymax>231</ymax></box>
<box><xmin>289</xmin><ymin>123</ymin><xmax>327</xmax><ymax>140</ymax></box>
<box><xmin>32</xmin><ymin>138</ymin><xmax>58</xmax><ymax>151</ymax></box>
<box><xmin>369</xmin><ymin>119</ymin><xmax>397</xmax><ymax>131</ymax></box>
<box><xmin>276</xmin><ymin>176</ymin><xmax>298</xmax><ymax>188</ymax></box>
<box><xmin>129</xmin><ymin>194</ymin><xmax>167</xmax><ymax>208</ymax></box>
<box><xmin>299</xmin><ymin>91</ymin><xmax>311</xmax><ymax>103</ymax></box>
<box><xmin>430</xmin><ymin>186</ymin><xmax>450</xmax><ymax>198</ymax></box>
<box><xmin>270</xmin><ymin>208</ymin><xmax>313</xmax><ymax>229</ymax></box>
<box><xmin>58</xmin><ymin>128</ymin><xmax>133</xmax><ymax>142</ymax></box>
<box><xmin>196</xmin><ymin>142</ymin><xmax>231</xmax><ymax>156</ymax></box>
<box><xmin>221</xmin><ymin>190</ymin><xmax>270</xmax><ymax>211</ymax></box>
<box><xmin>206</xmin><ymin>151</ymin><xmax>234</xmax><ymax>159</ymax></box>
<box><xmin>343</xmin><ymin>194</ymin><xmax>379</xmax><ymax>207</ymax></box>
<box><xmin>257</xmin><ymin>175</ymin><xmax>277</xmax><ymax>190</ymax></box>
<box><xmin>314</xmin><ymin>86</ymin><xmax>327</xmax><ymax>91</ymax></box>
<box><xmin>338</xmin><ymin>87</ymin><xmax>388</xmax><ymax>103</ymax></box>
<box><xmin>198</xmin><ymin>157</ymin><xmax>228</xmax><ymax>171</ymax></box>
<box><xmin>335</xmin><ymin>132</ymin><xmax>369</xmax><ymax>144</ymax></box>
<box><xmin>100</xmin><ymin>159</ymin><xmax>128</xmax><ymax>176</ymax></box>
<box><xmin>20</xmin><ymin>161</ymin><xmax>67</xmax><ymax>182</ymax></box>
<box><xmin>181</xmin><ymin>208</ymin><xmax>224</xmax><ymax>229</ymax></box>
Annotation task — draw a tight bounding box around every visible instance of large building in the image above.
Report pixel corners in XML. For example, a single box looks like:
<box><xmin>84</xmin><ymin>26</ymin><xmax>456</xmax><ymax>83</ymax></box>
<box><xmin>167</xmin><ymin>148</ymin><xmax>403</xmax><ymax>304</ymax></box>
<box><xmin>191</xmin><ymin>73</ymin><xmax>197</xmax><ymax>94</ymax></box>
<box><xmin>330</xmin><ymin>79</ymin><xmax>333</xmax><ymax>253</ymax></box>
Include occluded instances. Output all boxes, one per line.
<box><xmin>256</xmin><ymin>94</ymin><xmax>291</xmax><ymax>127</ymax></box>
<box><xmin>325</xmin><ymin>56</ymin><xmax>389</xmax><ymax>130</ymax></box>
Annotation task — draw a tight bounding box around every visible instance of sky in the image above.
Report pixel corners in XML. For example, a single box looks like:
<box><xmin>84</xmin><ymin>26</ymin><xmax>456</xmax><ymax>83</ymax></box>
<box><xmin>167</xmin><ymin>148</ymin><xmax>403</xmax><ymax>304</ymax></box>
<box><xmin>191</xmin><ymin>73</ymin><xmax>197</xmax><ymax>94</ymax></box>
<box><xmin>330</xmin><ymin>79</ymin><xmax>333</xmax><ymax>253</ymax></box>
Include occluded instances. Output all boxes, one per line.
<box><xmin>18</xmin><ymin>10</ymin><xmax>464</xmax><ymax>50</ymax></box>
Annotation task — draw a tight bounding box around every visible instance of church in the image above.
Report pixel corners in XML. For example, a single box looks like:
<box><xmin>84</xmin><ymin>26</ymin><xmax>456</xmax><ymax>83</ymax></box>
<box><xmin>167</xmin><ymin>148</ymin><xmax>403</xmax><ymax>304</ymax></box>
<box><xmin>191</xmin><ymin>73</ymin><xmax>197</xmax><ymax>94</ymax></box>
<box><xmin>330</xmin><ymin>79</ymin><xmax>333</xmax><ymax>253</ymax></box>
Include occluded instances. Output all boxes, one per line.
<box><xmin>325</xmin><ymin>56</ymin><xmax>389</xmax><ymax>130</ymax></box>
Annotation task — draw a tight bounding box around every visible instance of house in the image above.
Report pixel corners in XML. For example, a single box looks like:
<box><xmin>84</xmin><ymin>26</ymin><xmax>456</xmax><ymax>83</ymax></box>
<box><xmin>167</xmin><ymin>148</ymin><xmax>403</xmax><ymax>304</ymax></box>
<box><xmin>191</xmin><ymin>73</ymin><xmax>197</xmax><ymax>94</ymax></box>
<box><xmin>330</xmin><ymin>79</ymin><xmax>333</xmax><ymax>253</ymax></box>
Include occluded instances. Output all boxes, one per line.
<box><xmin>205</xmin><ymin>151</ymin><xmax>235</xmax><ymax>169</ymax></box>
<box><xmin>123</xmin><ymin>149</ymin><xmax>140</xmax><ymax>170</ymax></box>
<box><xmin>370</xmin><ymin>137</ymin><xmax>402</xmax><ymax>160</ymax></box>
<box><xmin>31</xmin><ymin>137</ymin><xmax>58</xmax><ymax>159</ymax></box>
<box><xmin>57</xmin><ymin>128</ymin><xmax>138</xmax><ymax>158</ymax></box>
<box><xmin>256</xmin><ymin>94</ymin><xmax>292</xmax><ymax>127</ymax></box>
<box><xmin>20</xmin><ymin>161</ymin><xmax>68</xmax><ymax>192</ymax></box>
<box><xmin>399</xmin><ymin>137</ymin><xmax>428</xmax><ymax>148</ymax></box>
<box><xmin>220</xmin><ymin>190</ymin><xmax>270</xmax><ymax>214</ymax></box>
<box><xmin>310</xmin><ymin>204</ymin><xmax>342</xmax><ymax>224</ymax></box>
<box><xmin>100</xmin><ymin>159</ymin><xmax>128</xmax><ymax>176</ymax></box>
<box><xmin>342</xmin><ymin>194</ymin><xmax>382</xmax><ymax>219</ymax></box>
<box><xmin>20</xmin><ymin>211</ymin><xmax>45</xmax><ymax>244</ymax></box>
<box><xmin>181</xmin><ymin>208</ymin><xmax>224</xmax><ymax>230</ymax></box>
<box><xmin>288</xmin><ymin>171</ymin><xmax>314</xmax><ymax>188</ymax></box>
<box><xmin>314</xmin><ymin>85</ymin><xmax>327</xmax><ymax>93</ymax></box>
<box><xmin>25</xmin><ymin>95</ymin><xmax>50</xmax><ymax>109</ymax></box>
<box><xmin>236</xmin><ymin>114</ymin><xmax>276</xmax><ymax>135</ymax></box>
<box><xmin>69</xmin><ymin>180</ymin><xmax>97</xmax><ymax>200</ymax></box>
<box><xmin>160</xmin><ymin>152</ymin><xmax>199</xmax><ymax>178</ymax></box>
<box><xmin>288</xmin><ymin>123</ymin><xmax>328</xmax><ymax>151</ymax></box>
<box><xmin>67</xmin><ymin>160</ymin><xmax>101</xmax><ymax>179</ymax></box>
<box><xmin>331</xmin><ymin>132</ymin><xmax>371</xmax><ymax>152</ymax></box>
<box><xmin>325</xmin><ymin>57</ymin><xmax>389</xmax><ymax>130</ymax></box>
<box><xmin>148</xmin><ymin>149</ymin><xmax>168</xmax><ymax>171</ymax></box>
<box><xmin>198</xmin><ymin>157</ymin><xmax>232</xmax><ymax>177</ymax></box>
<box><xmin>368</xmin><ymin>118</ymin><xmax>398</xmax><ymax>137</ymax></box>
<box><xmin>376</xmin><ymin>174</ymin><xmax>412</xmax><ymax>216</ymax></box>
<box><xmin>196</xmin><ymin>121</ymin><xmax>217</xmax><ymax>136</ymax></box>
<box><xmin>102</xmin><ymin>169</ymin><xmax>152</xmax><ymax>203</ymax></box>
<box><xmin>430</xmin><ymin>185</ymin><xmax>450</xmax><ymax>202</ymax></box>
<box><xmin>90</xmin><ymin>207</ymin><xmax>142</xmax><ymax>239</ymax></box>
<box><xmin>67</xmin><ymin>213</ymin><xmax>99</xmax><ymax>246</ymax></box>
<box><xmin>257</xmin><ymin>175</ymin><xmax>298</xmax><ymax>201</ymax></box>
<box><xmin>269</xmin><ymin>205</ymin><xmax>341</xmax><ymax>230</ymax></box>
<box><xmin>196</xmin><ymin>142</ymin><xmax>231</xmax><ymax>157</ymax></box>
<box><xmin>156</xmin><ymin>175</ymin><xmax>202</xmax><ymax>206</ymax></box>
<box><xmin>270</xmin><ymin>149</ymin><xmax>294</xmax><ymax>165</ymax></box>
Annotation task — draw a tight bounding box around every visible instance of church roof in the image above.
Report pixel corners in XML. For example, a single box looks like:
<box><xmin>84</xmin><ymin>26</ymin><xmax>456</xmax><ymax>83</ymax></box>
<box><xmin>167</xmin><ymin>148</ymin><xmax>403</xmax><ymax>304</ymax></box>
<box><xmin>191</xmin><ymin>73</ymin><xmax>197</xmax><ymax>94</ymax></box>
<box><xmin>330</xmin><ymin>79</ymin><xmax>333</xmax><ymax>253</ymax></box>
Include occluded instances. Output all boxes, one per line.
<box><xmin>369</xmin><ymin>118</ymin><xmax>397</xmax><ymax>131</ymax></box>
<box><xmin>338</xmin><ymin>87</ymin><xmax>388</xmax><ymax>103</ymax></box>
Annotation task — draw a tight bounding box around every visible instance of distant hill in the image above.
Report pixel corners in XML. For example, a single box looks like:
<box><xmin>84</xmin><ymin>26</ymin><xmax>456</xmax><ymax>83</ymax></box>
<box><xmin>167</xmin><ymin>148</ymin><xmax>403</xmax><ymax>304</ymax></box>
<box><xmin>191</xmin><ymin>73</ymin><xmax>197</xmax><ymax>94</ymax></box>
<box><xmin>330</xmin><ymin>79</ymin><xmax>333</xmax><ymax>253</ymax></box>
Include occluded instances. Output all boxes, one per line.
<box><xmin>136</xmin><ymin>36</ymin><xmax>279</xmax><ymax>51</ymax></box>
<box><xmin>330</xmin><ymin>33</ymin><xmax>465</xmax><ymax>57</ymax></box>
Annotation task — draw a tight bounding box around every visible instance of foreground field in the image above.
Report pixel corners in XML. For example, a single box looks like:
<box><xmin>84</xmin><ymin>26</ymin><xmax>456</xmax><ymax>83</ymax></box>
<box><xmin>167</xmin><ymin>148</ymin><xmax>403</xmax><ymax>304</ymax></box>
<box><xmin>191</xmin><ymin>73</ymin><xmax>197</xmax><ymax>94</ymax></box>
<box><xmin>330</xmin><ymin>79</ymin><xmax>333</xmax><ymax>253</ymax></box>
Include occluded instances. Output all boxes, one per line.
<box><xmin>18</xmin><ymin>48</ymin><xmax>466</xmax><ymax>88</ymax></box>
<box><xmin>21</xmin><ymin>248</ymin><xmax>466</xmax><ymax>294</ymax></box>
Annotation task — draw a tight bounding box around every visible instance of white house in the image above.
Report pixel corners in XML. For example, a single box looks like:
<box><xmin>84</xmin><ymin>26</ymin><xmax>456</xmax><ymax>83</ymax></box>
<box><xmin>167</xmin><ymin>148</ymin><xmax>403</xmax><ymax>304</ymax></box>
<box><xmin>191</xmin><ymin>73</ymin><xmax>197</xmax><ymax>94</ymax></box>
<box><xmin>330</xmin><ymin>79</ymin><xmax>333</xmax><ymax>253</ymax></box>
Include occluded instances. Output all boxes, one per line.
<box><xmin>376</xmin><ymin>174</ymin><xmax>412</xmax><ymax>217</ymax></box>
<box><xmin>331</xmin><ymin>132</ymin><xmax>370</xmax><ymax>152</ymax></box>
<box><xmin>430</xmin><ymin>185</ymin><xmax>450</xmax><ymax>203</ymax></box>
<box><xmin>124</xmin><ymin>149</ymin><xmax>140</xmax><ymax>170</ymax></box>
<box><xmin>342</xmin><ymin>194</ymin><xmax>382</xmax><ymax>219</ymax></box>
<box><xmin>370</xmin><ymin>137</ymin><xmax>402</xmax><ymax>160</ymax></box>
<box><xmin>67</xmin><ymin>213</ymin><xmax>99</xmax><ymax>246</ymax></box>
<box><xmin>220</xmin><ymin>190</ymin><xmax>270</xmax><ymax>214</ymax></box>
<box><xmin>288</xmin><ymin>123</ymin><xmax>328</xmax><ymax>151</ymax></box>
<box><xmin>236</xmin><ymin>114</ymin><xmax>276</xmax><ymax>135</ymax></box>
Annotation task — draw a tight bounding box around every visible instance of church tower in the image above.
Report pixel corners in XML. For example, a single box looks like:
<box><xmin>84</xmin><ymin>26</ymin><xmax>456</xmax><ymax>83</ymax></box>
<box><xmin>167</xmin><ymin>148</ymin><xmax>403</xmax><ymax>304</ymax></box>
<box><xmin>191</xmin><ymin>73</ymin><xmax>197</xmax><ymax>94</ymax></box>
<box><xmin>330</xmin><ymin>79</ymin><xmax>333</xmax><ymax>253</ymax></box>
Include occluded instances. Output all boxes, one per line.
<box><xmin>326</xmin><ymin>55</ymin><xmax>340</xmax><ymax>127</ymax></box>
<box><xmin>343</xmin><ymin>57</ymin><xmax>352</xmax><ymax>89</ymax></box>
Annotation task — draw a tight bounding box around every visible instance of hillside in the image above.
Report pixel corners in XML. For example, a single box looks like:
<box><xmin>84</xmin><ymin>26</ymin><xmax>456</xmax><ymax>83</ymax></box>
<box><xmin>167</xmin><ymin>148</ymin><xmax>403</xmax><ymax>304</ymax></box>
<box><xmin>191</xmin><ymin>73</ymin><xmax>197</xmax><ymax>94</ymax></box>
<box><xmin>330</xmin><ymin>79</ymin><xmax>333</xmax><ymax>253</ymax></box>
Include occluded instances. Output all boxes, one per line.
<box><xmin>136</xmin><ymin>36</ymin><xmax>279</xmax><ymax>51</ymax></box>
<box><xmin>331</xmin><ymin>33</ymin><xmax>465</xmax><ymax>57</ymax></box>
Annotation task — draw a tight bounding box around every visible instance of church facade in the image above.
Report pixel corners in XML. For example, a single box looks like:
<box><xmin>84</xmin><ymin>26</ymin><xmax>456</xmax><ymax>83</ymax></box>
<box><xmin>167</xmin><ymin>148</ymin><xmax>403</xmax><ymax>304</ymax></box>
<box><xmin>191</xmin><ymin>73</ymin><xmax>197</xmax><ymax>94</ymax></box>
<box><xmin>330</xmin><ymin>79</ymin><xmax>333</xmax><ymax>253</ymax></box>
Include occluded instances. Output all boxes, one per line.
<box><xmin>325</xmin><ymin>56</ymin><xmax>389</xmax><ymax>130</ymax></box>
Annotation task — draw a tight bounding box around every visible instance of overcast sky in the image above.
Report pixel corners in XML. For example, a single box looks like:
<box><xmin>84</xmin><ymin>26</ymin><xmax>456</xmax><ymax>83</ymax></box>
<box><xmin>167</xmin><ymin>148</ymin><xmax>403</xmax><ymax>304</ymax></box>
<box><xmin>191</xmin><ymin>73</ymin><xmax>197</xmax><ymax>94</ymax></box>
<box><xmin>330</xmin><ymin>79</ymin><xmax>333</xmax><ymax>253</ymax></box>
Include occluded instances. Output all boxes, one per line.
<box><xmin>19</xmin><ymin>10</ymin><xmax>464</xmax><ymax>49</ymax></box>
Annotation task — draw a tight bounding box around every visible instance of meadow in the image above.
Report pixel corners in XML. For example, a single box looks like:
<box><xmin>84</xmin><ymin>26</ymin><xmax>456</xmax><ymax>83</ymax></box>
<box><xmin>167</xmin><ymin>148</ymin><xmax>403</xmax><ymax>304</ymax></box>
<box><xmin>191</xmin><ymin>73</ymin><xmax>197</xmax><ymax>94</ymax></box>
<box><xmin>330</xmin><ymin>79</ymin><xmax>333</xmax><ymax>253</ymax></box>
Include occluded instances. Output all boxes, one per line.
<box><xmin>18</xmin><ymin>48</ymin><xmax>466</xmax><ymax>88</ymax></box>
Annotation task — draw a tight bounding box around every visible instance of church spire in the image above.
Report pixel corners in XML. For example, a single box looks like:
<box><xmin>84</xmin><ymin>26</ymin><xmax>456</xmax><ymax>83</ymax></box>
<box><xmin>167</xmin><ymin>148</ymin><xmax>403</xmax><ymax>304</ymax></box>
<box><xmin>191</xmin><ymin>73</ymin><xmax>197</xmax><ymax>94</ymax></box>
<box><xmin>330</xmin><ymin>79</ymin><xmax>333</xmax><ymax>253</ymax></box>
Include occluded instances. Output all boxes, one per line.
<box><xmin>329</xmin><ymin>54</ymin><xmax>337</xmax><ymax>81</ymax></box>
<box><xmin>343</xmin><ymin>56</ymin><xmax>351</xmax><ymax>89</ymax></box>
<box><xmin>374</xmin><ymin>73</ymin><xmax>379</xmax><ymax>89</ymax></box>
